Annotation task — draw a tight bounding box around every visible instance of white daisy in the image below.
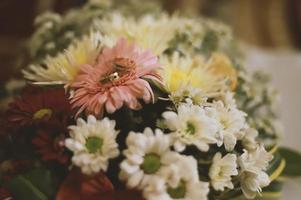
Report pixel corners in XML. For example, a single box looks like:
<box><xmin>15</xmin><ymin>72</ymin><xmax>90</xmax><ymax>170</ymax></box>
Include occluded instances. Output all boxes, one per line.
<box><xmin>143</xmin><ymin>176</ymin><xmax>170</xmax><ymax>200</ymax></box>
<box><xmin>161</xmin><ymin>180</ymin><xmax>209</xmax><ymax>200</ymax></box>
<box><xmin>65</xmin><ymin>115</ymin><xmax>119</xmax><ymax>175</ymax></box>
<box><xmin>209</xmin><ymin>153</ymin><xmax>238</xmax><ymax>191</ymax></box>
<box><xmin>144</xmin><ymin>155</ymin><xmax>209</xmax><ymax>200</ymax></box>
<box><xmin>166</xmin><ymin>156</ymin><xmax>209</xmax><ymax>200</ymax></box>
<box><xmin>119</xmin><ymin>128</ymin><xmax>179</xmax><ymax>190</ymax></box>
<box><xmin>162</xmin><ymin>102</ymin><xmax>218</xmax><ymax>152</ymax></box>
<box><xmin>238</xmin><ymin>145</ymin><xmax>273</xmax><ymax>199</ymax></box>
<box><xmin>206</xmin><ymin>100</ymin><xmax>247</xmax><ymax>151</ymax></box>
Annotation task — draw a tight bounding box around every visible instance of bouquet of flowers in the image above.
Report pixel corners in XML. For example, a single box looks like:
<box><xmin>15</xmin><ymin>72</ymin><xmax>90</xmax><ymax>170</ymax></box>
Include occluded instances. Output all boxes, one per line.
<box><xmin>1</xmin><ymin>1</ymin><xmax>299</xmax><ymax>200</ymax></box>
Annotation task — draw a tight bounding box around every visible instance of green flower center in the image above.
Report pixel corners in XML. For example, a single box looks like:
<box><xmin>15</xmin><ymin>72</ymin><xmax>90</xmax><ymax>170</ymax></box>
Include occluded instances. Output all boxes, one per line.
<box><xmin>85</xmin><ymin>137</ymin><xmax>103</xmax><ymax>154</ymax></box>
<box><xmin>185</xmin><ymin>122</ymin><xmax>196</xmax><ymax>135</ymax></box>
<box><xmin>141</xmin><ymin>153</ymin><xmax>161</xmax><ymax>174</ymax></box>
<box><xmin>167</xmin><ymin>181</ymin><xmax>186</xmax><ymax>199</ymax></box>
<box><xmin>33</xmin><ymin>108</ymin><xmax>52</xmax><ymax>120</ymax></box>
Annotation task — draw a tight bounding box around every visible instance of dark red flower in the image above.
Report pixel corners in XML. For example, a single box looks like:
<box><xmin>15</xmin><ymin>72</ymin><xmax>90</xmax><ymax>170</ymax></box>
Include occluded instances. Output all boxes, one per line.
<box><xmin>6</xmin><ymin>85</ymin><xmax>71</xmax><ymax>128</ymax></box>
<box><xmin>56</xmin><ymin>168</ymin><xmax>113</xmax><ymax>200</ymax></box>
<box><xmin>32</xmin><ymin>122</ymin><xmax>70</xmax><ymax>165</ymax></box>
<box><xmin>0</xmin><ymin>160</ymin><xmax>32</xmax><ymax>181</ymax></box>
<box><xmin>93</xmin><ymin>190</ymin><xmax>145</xmax><ymax>200</ymax></box>
<box><xmin>56</xmin><ymin>168</ymin><xmax>144</xmax><ymax>200</ymax></box>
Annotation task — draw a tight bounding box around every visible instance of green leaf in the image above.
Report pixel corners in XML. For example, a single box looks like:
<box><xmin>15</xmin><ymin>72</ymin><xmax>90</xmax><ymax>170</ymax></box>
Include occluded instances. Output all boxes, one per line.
<box><xmin>219</xmin><ymin>189</ymin><xmax>242</xmax><ymax>200</ymax></box>
<box><xmin>253</xmin><ymin>178</ymin><xmax>284</xmax><ymax>200</ymax></box>
<box><xmin>262</xmin><ymin>178</ymin><xmax>283</xmax><ymax>194</ymax></box>
<box><xmin>4</xmin><ymin>175</ymin><xmax>48</xmax><ymax>200</ymax></box>
<box><xmin>3</xmin><ymin>168</ymin><xmax>58</xmax><ymax>200</ymax></box>
<box><xmin>279</xmin><ymin>147</ymin><xmax>301</xmax><ymax>177</ymax></box>
<box><xmin>24</xmin><ymin>168</ymin><xmax>58</xmax><ymax>198</ymax></box>
<box><xmin>266</xmin><ymin>152</ymin><xmax>286</xmax><ymax>182</ymax></box>
<box><xmin>228</xmin><ymin>179</ymin><xmax>284</xmax><ymax>200</ymax></box>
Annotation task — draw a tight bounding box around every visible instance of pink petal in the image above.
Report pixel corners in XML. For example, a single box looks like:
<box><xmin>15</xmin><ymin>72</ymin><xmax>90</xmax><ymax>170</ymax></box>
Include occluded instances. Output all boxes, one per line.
<box><xmin>105</xmin><ymin>98</ymin><xmax>117</xmax><ymax>113</ymax></box>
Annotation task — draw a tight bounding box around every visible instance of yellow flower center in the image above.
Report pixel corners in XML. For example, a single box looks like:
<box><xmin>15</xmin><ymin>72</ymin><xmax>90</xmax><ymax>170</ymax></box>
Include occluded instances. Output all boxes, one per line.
<box><xmin>33</xmin><ymin>108</ymin><xmax>53</xmax><ymax>120</ymax></box>
<box><xmin>167</xmin><ymin>68</ymin><xmax>188</xmax><ymax>92</ymax></box>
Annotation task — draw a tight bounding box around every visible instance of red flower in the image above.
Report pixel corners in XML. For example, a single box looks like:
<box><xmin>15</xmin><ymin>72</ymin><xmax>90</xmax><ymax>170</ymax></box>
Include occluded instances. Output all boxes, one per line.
<box><xmin>32</xmin><ymin>122</ymin><xmax>70</xmax><ymax>164</ymax></box>
<box><xmin>6</xmin><ymin>86</ymin><xmax>71</xmax><ymax>128</ymax></box>
<box><xmin>0</xmin><ymin>160</ymin><xmax>32</xmax><ymax>181</ymax></box>
<box><xmin>56</xmin><ymin>169</ymin><xmax>144</xmax><ymax>200</ymax></box>
<box><xmin>56</xmin><ymin>169</ymin><xmax>113</xmax><ymax>200</ymax></box>
<box><xmin>93</xmin><ymin>190</ymin><xmax>145</xmax><ymax>200</ymax></box>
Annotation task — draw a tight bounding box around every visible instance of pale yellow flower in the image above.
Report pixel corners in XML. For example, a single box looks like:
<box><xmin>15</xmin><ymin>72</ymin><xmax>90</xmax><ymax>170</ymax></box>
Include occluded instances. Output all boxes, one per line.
<box><xmin>208</xmin><ymin>53</ymin><xmax>237</xmax><ymax>90</ymax></box>
<box><xmin>23</xmin><ymin>32</ymin><xmax>103</xmax><ymax>85</ymax></box>
<box><xmin>160</xmin><ymin>52</ymin><xmax>229</xmax><ymax>97</ymax></box>
<box><xmin>160</xmin><ymin>52</ymin><xmax>238</xmax><ymax>103</ymax></box>
<box><xmin>98</xmin><ymin>13</ymin><xmax>177</xmax><ymax>55</ymax></box>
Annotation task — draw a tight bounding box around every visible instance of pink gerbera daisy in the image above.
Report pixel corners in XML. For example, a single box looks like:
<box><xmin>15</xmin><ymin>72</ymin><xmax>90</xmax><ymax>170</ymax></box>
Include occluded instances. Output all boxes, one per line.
<box><xmin>70</xmin><ymin>38</ymin><xmax>161</xmax><ymax>116</ymax></box>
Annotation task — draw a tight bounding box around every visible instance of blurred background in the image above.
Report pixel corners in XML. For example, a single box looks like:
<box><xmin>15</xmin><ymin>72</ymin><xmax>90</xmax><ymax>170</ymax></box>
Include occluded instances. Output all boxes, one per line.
<box><xmin>0</xmin><ymin>0</ymin><xmax>300</xmax><ymax>198</ymax></box>
<box><xmin>1</xmin><ymin>0</ymin><xmax>301</xmax><ymax>80</ymax></box>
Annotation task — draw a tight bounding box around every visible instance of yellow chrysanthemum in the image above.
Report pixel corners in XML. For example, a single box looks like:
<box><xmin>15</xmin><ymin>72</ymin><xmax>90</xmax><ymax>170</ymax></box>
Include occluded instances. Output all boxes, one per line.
<box><xmin>23</xmin><ymin>32</ymin><xmax>103</xmax><ymax>85</ymax></box>
<box><xmin>208</xmin><ymin>53</ymin><xmax>237</xmax><ymax>90</ymax></box>
<box><xmin>160</xmin><ymin>53</ymin><xmax>228</xmax><ymax>96</ymax></box>
<box><xmin>98</xmin><ymin>13</ymin><xmax>177</xmax><ymax>55</ymax></box>
<box><xmin>160</xmin><ymin>52</ymin><xmax>238</xmax><ymax>104</ymax></box>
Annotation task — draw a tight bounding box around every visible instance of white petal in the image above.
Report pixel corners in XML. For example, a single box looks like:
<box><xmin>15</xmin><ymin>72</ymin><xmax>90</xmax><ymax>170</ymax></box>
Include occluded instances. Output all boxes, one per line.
<box><xmin>120</xmin><ymin>161</ymin><xmax>140</xmax><ymax>174</ymax></box>
<box><xmin>127</xmin><ymin>170</ymin><xmax>144</xmax><ymax>188</ymax></box>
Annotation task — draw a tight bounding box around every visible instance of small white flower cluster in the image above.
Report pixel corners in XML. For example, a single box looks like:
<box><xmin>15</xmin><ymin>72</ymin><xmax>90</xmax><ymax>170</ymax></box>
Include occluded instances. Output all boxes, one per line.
<box><xmin>209</xmin><ymin>153</ymin><xmax>238</xmax><ymax>191</ymax></box>
<box><xmin>161</xmin><ymin>93</ymin><xmax>273</xmax><ymax>199</ymax></box>
<box><xmin>119</xmin><ymin>128</ymin><xmax>209</xmax><ymax>200</ymax></box>
<box><xmin>238</xmin><ymin>145</ymin><xmax>273</xmax><ymax>199</ymax></box>
<box><xmin>163</xmin><ymin>95</ymin><xmax>247</xmax><ymax>153</ymax></box>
